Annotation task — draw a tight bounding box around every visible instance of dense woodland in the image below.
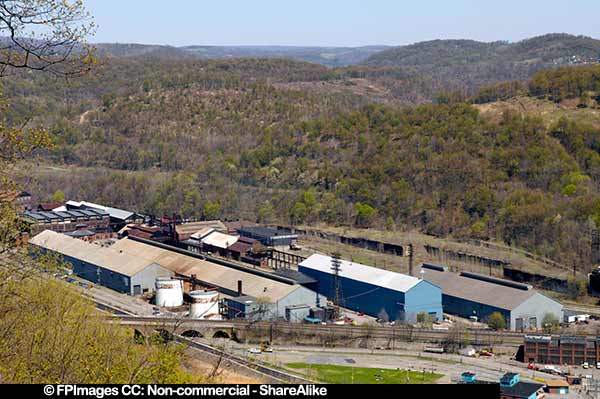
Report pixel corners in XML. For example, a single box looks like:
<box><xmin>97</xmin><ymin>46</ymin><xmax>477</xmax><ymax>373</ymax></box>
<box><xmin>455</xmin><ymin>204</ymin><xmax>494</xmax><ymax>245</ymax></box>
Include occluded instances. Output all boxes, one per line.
<box><xmin>7</xmin><ymin>34</ymin><xmax>600</xmax><ymax>273</ymax></box>
<box><xmin>365</xmin><ymin>34</ymin><xmax>600</xmax><ymax>94</ymax></box>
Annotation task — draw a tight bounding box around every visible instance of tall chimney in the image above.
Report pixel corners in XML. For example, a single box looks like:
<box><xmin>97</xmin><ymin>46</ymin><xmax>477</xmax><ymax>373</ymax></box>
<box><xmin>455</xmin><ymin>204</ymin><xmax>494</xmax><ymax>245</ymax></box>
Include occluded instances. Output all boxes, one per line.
<box><xmin>237</xmin><ymin>280</ymin><xmax>243</xmax><ymax>296</ymax></box>
<box><xmin>408</xmin><ymin>243</ymin><xmax>414</xmax><ymax>277</ymax></box>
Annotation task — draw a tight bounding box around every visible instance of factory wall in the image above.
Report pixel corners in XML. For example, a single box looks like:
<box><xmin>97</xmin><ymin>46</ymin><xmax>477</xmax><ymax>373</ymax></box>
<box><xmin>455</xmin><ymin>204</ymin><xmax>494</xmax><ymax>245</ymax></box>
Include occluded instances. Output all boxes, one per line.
<box><xmin>65</xmin><ymin>254</ymin><xmax>132</xmax><ymax>294</ymax></box>
<box><xmin>225</xmin><ymin>298</ymin><xmax>268</xmax><ymax>320</ymax></box>
<box><xmin>510</xmin><ymin>293</ymin><xmax>563</xmax><ymax>331</ymax></box>
<box><xmin>442</xmin><ymin>294</ymin><xmax>511</xmax><ymax>326</ymax></box>
<box><xmin>298</xmin><ymin>265</ymin><xmax>442</xmax><ymax>322</ymax></box>
<box><xmin>30</xmin><ymin>245</ymin><xmax>169</xmax><ymax>295</ymax></box>
<box><xmin>130</xmin><ymin>263</ymin><xmax>172</xmax><ymax>295</ymax></box>
<box><xmin>404</xmin><ymin>280</ymin><xmax>443</xmax><ymax>322</ymax></box>
<box><xmin>273</xmin><ymin>286</ymin><xmax>326</xmax><ymax>321</ymax></box>
<box><xmin>285</xmin><ymin>305</ymin><xmax>311</xmax><ymax>322</ymax></box>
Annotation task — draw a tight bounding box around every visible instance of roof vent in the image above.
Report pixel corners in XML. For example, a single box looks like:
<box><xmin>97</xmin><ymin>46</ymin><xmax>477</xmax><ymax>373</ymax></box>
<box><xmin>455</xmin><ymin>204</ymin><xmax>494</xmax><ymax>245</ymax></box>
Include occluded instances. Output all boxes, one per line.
<box><xmin>460</xmin><ymin>272</ymin><xmax>531</xmax><ymax>291</ymax></box>
<box><xmin>422</xmin><ymin>263</ymin><xmax>446</xmax><ymax>272</ymax></box>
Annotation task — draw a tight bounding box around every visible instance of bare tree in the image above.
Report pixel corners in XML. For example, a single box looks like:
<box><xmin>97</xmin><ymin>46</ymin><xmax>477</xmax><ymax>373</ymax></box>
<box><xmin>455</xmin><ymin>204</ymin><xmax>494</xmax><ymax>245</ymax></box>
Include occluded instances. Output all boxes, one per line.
<box><xmin>0</xmin><ymin>0</ymin><xmax>95</xmax><ymax>76</ymax></box>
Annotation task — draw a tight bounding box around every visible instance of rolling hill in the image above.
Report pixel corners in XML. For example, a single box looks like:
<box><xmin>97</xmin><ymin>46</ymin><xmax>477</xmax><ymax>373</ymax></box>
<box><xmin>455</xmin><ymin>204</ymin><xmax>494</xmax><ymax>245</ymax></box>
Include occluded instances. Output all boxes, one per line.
<box><xmin>8</xmin><ymin>36</ymin><xmax>600</xmax><ymax>276</ymax></box>
<box><xmin>363</xmin><ymin>33</ymin><xmax>600</xmax><ymax>90</ymax></box>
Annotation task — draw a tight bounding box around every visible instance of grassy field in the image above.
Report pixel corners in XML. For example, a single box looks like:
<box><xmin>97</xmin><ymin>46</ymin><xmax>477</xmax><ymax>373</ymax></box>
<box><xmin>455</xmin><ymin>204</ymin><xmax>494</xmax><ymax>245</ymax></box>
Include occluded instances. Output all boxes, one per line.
<box><xmin>285</xmin><ymin>363</ymin><xmax>443</xmax><ymax>384</ymax></box>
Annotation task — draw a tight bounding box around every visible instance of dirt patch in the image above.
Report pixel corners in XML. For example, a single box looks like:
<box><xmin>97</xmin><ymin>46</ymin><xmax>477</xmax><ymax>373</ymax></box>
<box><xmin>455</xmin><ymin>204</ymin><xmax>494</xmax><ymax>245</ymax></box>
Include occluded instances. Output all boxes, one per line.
<box><xmin>183</xmin><ymin>353</ymin><xmax>264</xmax><ymax>384</ymax></box>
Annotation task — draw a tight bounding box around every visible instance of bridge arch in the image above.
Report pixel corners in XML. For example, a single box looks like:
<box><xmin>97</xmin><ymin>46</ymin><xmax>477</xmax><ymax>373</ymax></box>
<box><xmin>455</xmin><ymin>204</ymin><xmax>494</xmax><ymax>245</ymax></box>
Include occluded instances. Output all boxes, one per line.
<box><xmin>133</xmin><ymin>329</ymin><xmax>146</xmax><ymax>344</ymax></box>
<box><xmin>153</xmin><ymin>329</ymin><xmax>174</xmax><ymax>343</ymax></box>
<box><xmin>181</xmin><ymin>329</ymin><xmax>203</xmax><ymax>338</ymax></box>
<box><xmin>212</xmin><ymin>330</ymin><xmax>231</xmax><ymax>339</ymax></box>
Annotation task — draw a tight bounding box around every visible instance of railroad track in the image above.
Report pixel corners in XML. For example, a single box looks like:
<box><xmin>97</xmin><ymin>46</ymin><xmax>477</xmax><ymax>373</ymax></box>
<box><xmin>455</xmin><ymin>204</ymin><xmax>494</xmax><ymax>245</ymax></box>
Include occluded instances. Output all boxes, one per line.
<box><xmin>175</xmin><ymin>335</ymin><xmax>313</xmax><ymax>384</ymax></box>
<box><xmin>112</xmin><ymin>315</ymin><xmax>527</xmax><ymax>346</ymax></box>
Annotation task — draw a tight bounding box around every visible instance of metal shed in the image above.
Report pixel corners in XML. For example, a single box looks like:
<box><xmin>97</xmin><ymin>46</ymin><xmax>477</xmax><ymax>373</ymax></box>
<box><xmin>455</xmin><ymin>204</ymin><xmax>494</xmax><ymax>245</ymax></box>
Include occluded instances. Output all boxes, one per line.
<box><xmin>238</xmin><ymin>226</ymin><xmax>298</xmax><ymax>247</ymax></box>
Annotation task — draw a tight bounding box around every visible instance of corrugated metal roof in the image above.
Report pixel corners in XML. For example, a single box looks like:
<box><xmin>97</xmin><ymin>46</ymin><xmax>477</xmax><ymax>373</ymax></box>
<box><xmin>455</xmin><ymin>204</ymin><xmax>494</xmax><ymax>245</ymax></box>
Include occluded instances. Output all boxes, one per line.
<box><xmin>66</xmin><ymin>201</ymin><xmax>133</xmax><ymax>221</ymax></box>
<box><xmin>29</xmin><ymin>230</ymin><xmax>161</xmax><ymax>277</ymax></box>
<box><xmin>420</xmin><ymin>267</ymin><xmax>543</xmax><ymax>310</ymax></box>
<box><xmin>190</xmin><ymin>227</ymin><xmax>215</xmax><ymax>240</ymax></box>
<box><xmin>201</xmin><ymin>231</ymin><xmax>238</xmax><ymax>249</ymax></box>
<box><xmin>38</xmin><ymin>202</ymin><xmax>62</xmax><ymax>211</ymax></box>
<box><xmin>299</xmin><ymin>254</ymin><xmax>421</xmax><ymax>293</ymax></box>
<box><xmin>227</xmin><ymin>241</ymin><xmax>252</xmax><ymax>254</ymax></box>
<box><xmin>176</xmin><ymin>221</ymin><xmax>227</xmax><ymax>235</ymax></box>
<box><xmin>111</xmin><ymin>237</ymin><xmax>300</xmax><ymax>302</ymax></box>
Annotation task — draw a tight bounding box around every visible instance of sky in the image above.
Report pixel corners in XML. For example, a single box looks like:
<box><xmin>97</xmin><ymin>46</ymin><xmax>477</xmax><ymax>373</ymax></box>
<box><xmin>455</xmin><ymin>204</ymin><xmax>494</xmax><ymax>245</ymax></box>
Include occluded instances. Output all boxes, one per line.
<box><xmin>85</xmin><ymin>0</ymin><xmax>600</xmax><ymax>47</ymax></box>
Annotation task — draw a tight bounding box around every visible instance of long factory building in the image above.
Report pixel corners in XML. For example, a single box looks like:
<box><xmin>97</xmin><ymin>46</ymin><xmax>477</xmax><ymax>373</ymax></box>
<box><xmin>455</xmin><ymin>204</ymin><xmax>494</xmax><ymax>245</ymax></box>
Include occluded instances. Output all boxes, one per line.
<box><xmin>29</xmin><ymin>230</ymin><xmax>325</xmax><ymax>322</ymax></box>
<box><xmin>29</xmin><ymin>230</ymin><xmax>172</xmax><ymax>295</ymax></box>
<box><xmin>298</xmin><ymin>254</ymin><xmax>443</xmax><ymax>323</ymax></box>
<box><xmin>420</xmin><ymin>263</ymin><xmax>563</xmax><ymax>330</ymax></box>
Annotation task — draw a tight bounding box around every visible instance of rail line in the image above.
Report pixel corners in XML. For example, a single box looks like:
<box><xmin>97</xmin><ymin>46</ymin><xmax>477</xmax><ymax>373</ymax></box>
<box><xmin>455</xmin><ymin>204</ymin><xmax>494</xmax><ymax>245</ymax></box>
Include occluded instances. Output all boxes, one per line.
<box><xmin>175</xmin><ymin>335</ymin><xmax>313</xmax><ymax>384</ymax></box>
<box><xmin>112</xmin><ymin>315</ymin><xmax>528</xmax><ymax>346</ymax></box>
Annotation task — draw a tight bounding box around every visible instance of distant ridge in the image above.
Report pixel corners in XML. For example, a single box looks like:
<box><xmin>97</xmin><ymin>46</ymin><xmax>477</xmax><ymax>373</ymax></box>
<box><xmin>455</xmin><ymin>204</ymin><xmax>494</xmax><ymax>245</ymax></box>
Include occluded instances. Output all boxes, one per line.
<box><xmin>362</xmin><ymin>33</ymin><xmax>600</xmax><ymax>87</ymax></box>
<box><xmin>94</xmin><ymin>43</ymin><xmax>390</xmax><ymax>67</ymax></box>
<box><xmin>93</xmin><ymin>34</ymin><xmax>600</xmax><ymax>74</ymax></box>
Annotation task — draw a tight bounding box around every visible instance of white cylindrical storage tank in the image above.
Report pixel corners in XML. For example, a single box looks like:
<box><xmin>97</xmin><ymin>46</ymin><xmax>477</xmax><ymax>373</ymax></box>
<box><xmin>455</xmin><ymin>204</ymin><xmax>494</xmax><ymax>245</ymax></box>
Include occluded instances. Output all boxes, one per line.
<box><xmin>189</xmin><ymin>290</ymin><xmax>220</xmax><ymax>319</ymax></box>
<box><xmin>155</xmin><ymin>277</ymin><xmax>184</xmax><ymax>307</ymax></box>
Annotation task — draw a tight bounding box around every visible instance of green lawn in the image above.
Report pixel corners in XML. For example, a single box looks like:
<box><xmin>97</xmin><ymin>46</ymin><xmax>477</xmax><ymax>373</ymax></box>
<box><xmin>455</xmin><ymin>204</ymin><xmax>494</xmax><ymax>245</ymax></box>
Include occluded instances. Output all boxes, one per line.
<box><xmin>285</xmin><ymin>363</ymin><xmax>443</xmax><ymax>384</ymax></box>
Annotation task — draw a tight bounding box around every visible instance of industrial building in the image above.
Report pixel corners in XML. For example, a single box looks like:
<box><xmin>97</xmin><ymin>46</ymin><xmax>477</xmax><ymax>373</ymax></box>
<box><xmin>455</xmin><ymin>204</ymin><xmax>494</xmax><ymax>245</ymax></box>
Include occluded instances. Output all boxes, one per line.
<box><xmin>59</xmin><ymin>200</ymin><xmax>145</xmax><ymax>230</ymax></box>
<box><xmin>238</xmin><ymin>226</ymin><xmax>298</xmax><ymax>247</ymax></box>
<box><xmin>29</xmin><ymin>230</ymin><xmax>172</xmax><ymax>295</ymax></box>
<box><xmin>109</xmin><ymin>237</ymin><xmax>326</xmax><ymax>321</ymax></box>
<box><xmin>498</xmin><ymin>373</ymin><xmax>545</xmax><ymax>399</ymax></box>
<box><xmin>14</xmin><ymin>191</ymin><xmax>32</xmax><ymax>211</ymax></box>
<box><xmin>460</xmin><ymin>372</ymin><xmax>545</xmax><ymax>398</ymax></box>
<box><xmin>420</xmin><ymin>264</ymin><xmax>563</xmax><ymax>330</ymax></box>
<box><xmin>523</xmin><ymin>334</ymin><xmax>600</xmax><ymax>365</ymax></box>
<box><xmin>20</xmin><ymin>209</ymin><xmax>111</xmax><ymax>236</ymax></box>
<box><xmin>166</xmin><ymin>220</ymin><xmax>228</xmax><ymax>242</ymax></box>
<box><xmin>298</xmin><ymin>254</ymin><xmax>443</xmax><ymax>322</ymax></box>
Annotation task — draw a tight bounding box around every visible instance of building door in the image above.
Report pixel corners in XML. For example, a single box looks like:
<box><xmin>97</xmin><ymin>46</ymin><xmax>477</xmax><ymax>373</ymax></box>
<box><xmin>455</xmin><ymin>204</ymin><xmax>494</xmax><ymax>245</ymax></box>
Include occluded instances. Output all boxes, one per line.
<box><xmin>133</xmin><ymin>285</ymin><xmax>141</xmax><ymax>295</ymax></box>
<box><xmin>516</xmin><ymin>318</ymin><xmax>524</xmax><ymax>331</ymax></box>
<box><xmin>529</xmin><ymin>317</ymin><xmax>537</xmax><ymax>329</ymax></box>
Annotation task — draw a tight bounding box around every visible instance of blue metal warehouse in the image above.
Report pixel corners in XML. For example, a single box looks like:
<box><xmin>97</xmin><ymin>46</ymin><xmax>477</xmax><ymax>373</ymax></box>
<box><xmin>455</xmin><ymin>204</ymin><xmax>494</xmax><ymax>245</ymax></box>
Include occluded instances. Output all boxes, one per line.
<box><xmin>420</xmin><ymin>263</ymin><xmax>563</xmax><ymax>330</ymax></box>
<box><xmin>298</xmin><ymin>254</ymin><xmax>443</xmax><ymax>322</ymax></box>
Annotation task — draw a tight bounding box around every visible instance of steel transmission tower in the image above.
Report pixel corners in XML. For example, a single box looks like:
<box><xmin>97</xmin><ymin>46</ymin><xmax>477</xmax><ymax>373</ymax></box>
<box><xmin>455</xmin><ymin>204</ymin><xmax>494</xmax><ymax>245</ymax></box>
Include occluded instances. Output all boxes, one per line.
<box><xmin>331</xmin><ymin>252</ymin><xmax>344</xmax><ymax>319</ymax></box>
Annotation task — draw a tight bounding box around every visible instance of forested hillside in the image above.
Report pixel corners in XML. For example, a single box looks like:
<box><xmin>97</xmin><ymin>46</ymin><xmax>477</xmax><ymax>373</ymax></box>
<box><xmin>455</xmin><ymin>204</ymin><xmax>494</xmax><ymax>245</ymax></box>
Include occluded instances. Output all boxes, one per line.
<box><xmin>8</xmin><ymin>43</ymin><xmax>600</xmax><ymax>273</ymax></box>
<box><xmin>364</xmin><ymin>34</ymin><xmax>600</xmax><ymax>93</ymax></box>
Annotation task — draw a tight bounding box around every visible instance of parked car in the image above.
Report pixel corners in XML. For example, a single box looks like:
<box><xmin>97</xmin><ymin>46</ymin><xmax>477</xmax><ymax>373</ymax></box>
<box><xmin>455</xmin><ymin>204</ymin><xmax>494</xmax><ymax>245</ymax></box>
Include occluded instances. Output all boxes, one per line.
<box><xmin>247</xmin><ymin>348</ymin><xmax>261</xmax><ymax>354</ymax></box>
<box><xmin>583</xmin><ymin>362</ymin><xmax>590</xmax><ymax>369</ymax></box>
<box><xmin>527</xmin><ymin>363</ymin><xmax>539</xmax><ymax>370</ymax></box>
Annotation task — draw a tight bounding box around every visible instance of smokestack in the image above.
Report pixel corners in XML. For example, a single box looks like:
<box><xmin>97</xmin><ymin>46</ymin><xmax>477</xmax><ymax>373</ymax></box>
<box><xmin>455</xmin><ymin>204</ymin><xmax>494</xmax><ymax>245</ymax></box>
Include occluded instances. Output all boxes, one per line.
<box><xmin>237</xmin><ymin>280</ymin><xmax>243</xmax><ymax>296</ymax></box>
<box><xmin>408</xmin><ymin>243</ymin><xmax>414</xmax><ymax>277</ymax></box>
<box><xmin>171</xmin><ymin>213</ymin><xmax>177</xmax><ymax>242</ymax></box>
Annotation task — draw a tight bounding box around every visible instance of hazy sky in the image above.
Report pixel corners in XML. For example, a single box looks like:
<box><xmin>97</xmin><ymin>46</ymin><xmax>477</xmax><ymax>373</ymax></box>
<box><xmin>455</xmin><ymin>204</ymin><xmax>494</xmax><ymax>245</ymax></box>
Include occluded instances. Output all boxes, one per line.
<box><xmin>85</xmin><ymin>0</ymin><xmax>600</xmax><ymax>47</ymax></box>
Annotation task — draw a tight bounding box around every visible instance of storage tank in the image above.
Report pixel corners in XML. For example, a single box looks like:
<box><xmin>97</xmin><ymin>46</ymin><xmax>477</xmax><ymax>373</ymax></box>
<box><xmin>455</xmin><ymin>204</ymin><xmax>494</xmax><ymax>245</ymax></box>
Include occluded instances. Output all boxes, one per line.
<box><xmin>189</xmin><ymin>290</ymin><xmax>220</xmax><ymax>319</ymax></box>
<box><xmin>155</xmin><ymin>277</ymin><xmax>184</xmax><ymax>307</ymax></box>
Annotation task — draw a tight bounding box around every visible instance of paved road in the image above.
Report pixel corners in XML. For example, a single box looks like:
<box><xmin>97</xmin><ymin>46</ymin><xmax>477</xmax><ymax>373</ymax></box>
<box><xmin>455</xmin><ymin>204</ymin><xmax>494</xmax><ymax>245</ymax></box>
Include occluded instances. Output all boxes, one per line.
<box><xmin>204</xmin><ymin>340</ymin><xmax>540</xmax><ymax>384</ymax></box>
